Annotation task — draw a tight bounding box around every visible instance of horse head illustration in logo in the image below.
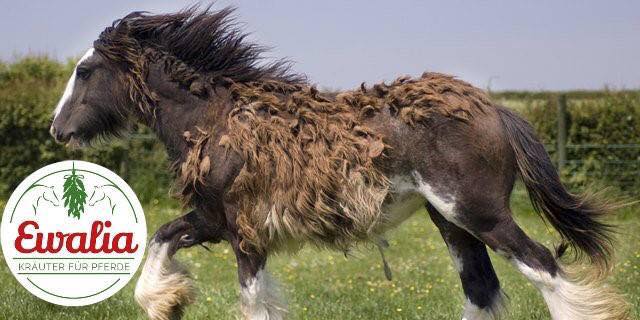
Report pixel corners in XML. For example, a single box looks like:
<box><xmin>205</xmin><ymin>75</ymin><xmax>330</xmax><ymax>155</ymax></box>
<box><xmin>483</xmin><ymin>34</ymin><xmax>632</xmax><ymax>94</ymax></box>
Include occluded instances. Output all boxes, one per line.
<box><xmin>30</xmin><ymin>185</ymin><xmax>60</xmax><ymax>214</ymax></box>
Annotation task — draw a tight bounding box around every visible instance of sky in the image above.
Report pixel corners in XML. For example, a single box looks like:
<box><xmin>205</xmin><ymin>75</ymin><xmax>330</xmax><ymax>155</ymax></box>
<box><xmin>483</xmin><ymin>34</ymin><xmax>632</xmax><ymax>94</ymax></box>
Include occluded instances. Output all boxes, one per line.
<box><xmin>1</xmin><ymin>0</ymin><xmax>638</xmax><ymax>91</ymax></box>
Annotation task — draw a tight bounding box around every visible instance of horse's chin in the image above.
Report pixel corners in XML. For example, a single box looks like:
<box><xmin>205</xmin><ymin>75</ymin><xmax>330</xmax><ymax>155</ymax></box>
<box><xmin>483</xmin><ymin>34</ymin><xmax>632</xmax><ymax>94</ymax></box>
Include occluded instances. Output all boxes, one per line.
<box><xmin>66</xmin><ymin>136</ymin><xmax>89</xmax><ymax>150</ymax></box>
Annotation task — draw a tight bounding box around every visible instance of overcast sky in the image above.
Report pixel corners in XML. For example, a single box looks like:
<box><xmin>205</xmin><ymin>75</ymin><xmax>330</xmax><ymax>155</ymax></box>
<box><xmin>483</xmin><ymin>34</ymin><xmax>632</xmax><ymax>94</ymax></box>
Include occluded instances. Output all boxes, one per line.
<box><xmin>1</xmin><ymin>0</ymin><xmax>638</xmax><ymax>91</ymax></box>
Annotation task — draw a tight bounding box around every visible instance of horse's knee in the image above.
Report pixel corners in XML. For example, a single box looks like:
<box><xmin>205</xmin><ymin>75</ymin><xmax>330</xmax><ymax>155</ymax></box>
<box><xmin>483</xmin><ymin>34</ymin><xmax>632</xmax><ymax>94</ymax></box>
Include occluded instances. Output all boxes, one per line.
<box><xmin>154</xmin><ymin>209</ymin><xmax>224</xmax><ymax>255</ymax></box>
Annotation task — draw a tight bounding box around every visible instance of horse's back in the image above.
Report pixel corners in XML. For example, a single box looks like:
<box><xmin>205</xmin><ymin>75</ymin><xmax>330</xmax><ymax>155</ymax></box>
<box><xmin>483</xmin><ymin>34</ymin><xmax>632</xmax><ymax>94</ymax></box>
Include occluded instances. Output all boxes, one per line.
<box><xmin>367</xmin><ymin>94</ymin><xmax>516</xmax><ymax>197</ymax></box>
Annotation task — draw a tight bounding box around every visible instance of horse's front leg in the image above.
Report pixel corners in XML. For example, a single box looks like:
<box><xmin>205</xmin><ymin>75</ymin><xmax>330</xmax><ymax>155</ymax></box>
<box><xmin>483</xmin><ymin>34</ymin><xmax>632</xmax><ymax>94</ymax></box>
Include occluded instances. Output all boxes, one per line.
<box><xmin>230</xmin><ymin>237</ymin><xmax>287</xmax><ymax>320</ymax></box>
<box><xmin>135</xmin><ymin>209</ymin><xmax>223</xmax><ymax>320</ymax></box>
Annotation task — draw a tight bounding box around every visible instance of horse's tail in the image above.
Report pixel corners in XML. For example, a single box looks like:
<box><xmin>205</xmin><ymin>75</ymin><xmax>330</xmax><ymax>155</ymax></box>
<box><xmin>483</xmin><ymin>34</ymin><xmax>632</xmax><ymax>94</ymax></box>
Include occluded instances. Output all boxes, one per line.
<box><xmin>496</xmin><ymin>106</ymin><xmax>615</xmax><ymax>270</ymax></box>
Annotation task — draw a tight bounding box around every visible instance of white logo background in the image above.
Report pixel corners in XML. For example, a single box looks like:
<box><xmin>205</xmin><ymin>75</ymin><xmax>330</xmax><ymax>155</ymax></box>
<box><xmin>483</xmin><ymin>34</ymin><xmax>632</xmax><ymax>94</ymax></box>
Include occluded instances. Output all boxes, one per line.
<box><xmin>1</xmin><ymin>160</ymin><xmax>146</xmax><ymax>306</ymax></box>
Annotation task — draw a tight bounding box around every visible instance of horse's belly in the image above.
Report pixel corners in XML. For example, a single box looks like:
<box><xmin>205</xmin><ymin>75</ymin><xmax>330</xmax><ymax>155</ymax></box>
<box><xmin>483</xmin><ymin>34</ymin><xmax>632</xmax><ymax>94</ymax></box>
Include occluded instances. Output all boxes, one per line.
<box><xmin>378</xmin><ymin>185</ymin><xmax>425</xmax><ymax>233</ymax></box>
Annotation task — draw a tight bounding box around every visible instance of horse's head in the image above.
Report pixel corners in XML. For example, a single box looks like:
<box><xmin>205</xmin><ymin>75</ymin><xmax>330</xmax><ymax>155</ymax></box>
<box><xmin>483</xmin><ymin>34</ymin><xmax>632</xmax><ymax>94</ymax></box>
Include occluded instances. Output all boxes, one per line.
<box><xmin>50</xmin><ymin>9</ymin><xmax>303</xmax><ymax>147</ymax></box>
<box><xmin>50</xmin><ymin>47</ymin><xmax>135</xmax><ymax>146</ymax></box>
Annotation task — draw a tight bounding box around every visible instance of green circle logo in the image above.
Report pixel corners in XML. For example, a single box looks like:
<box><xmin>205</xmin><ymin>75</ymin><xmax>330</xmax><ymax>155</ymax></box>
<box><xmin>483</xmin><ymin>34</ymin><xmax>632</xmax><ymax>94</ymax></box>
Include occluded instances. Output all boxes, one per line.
<box><xmin>1</xmin><ymin>160</ymin><xmax>147</xmax><ymax>306</ymax></box>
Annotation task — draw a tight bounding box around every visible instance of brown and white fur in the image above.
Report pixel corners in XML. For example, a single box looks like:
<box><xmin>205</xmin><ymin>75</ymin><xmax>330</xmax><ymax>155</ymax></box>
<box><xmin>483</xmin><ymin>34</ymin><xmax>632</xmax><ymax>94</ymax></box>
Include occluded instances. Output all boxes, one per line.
<box><xmin>49</xmin><ymin>7</ymin><xmax>629</xmax><ymax>320</ymax></box>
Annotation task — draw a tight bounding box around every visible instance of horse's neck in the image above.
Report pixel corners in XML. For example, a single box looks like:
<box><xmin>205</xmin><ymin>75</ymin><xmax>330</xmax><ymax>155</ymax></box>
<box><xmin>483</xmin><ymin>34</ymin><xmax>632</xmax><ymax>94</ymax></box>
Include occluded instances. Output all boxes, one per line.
<box><xmin>151</xmin><ymin>100</ymin><xmax>202</xmax><ymax>163</ymax></box>
<box><xmin>143</xmin><ymin>64</ymin><xmax>229</xmax><ymax>164</ymax></box>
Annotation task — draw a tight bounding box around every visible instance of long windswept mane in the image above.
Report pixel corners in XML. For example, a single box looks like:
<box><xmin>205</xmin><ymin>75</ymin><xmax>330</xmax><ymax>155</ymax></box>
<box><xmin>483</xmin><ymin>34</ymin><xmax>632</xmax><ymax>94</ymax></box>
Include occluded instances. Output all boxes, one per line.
<box><xmin>94</xmin><ymin>6</ymin><xmax>305</xmax><ymax>112</ymax></box>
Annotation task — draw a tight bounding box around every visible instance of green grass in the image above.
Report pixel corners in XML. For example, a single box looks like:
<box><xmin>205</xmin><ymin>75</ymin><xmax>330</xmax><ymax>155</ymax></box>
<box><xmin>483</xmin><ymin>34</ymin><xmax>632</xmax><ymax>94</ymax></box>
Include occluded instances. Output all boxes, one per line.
<box><xmin>1</xmin><ymin>192</ymin><xmax>639</xmax><ymax>319</ymax></box>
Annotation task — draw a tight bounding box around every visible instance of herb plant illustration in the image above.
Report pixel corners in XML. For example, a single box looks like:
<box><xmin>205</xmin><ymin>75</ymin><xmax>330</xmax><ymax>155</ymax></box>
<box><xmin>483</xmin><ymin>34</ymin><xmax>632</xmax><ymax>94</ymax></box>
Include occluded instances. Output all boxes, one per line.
<box><xmin>62</xmin><ymin>162</ymin><xmax>87</xmax><ymax>219</ymax></box>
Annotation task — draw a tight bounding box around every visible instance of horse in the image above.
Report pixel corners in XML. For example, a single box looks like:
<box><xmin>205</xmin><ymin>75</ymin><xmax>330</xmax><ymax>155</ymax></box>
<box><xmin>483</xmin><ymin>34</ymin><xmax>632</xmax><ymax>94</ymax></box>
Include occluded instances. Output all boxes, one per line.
<box><xmin>49</xmin><ymin>7</ymin><xmax>630</xmax><ymax>320</ymax></box>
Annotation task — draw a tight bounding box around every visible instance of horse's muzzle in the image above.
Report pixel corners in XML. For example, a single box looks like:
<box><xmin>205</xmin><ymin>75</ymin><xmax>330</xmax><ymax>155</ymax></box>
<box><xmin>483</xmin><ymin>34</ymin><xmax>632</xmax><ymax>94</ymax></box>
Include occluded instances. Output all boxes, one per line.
<box><xmin>50</xmin><ymin>124</ymin><xmax>76</xmax><ymax>144</ymax></box>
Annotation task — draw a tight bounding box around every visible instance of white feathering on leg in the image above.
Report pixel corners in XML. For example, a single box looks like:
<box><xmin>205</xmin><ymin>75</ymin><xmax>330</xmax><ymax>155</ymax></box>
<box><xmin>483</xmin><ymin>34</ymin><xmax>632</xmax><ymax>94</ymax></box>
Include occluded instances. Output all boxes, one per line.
<box><xmin>513</xmin><ymin>260</ymin><xmax>630</xmax><ymax>320</ymax></box>
<box><xmin>135</xmin><ymin>240</ymin><xmax>196</xmax><ymax>320</ymax></box>
<box><xmin>240</xmin><ymin>268</ymin><xmax>287</xmax><ymax>320</ymax></box>
<box><xmin>461</xmin><ymin>291</ymin><xmax>507</xmax><ymax>320</ymax></box>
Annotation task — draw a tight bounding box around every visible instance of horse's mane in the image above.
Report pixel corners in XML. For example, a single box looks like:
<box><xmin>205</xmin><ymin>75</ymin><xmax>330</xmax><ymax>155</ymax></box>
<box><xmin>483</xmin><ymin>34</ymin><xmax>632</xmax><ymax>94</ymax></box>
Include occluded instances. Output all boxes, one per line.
<box><xmin>94</xmin><ymin>6</ymin><xmax>305</xmax><ymax>113</ymax></box>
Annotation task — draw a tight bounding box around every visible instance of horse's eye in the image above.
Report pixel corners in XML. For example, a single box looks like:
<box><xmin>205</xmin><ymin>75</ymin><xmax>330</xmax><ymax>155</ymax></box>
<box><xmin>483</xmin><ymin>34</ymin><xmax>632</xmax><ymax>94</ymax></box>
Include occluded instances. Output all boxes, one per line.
<box><xmin>76</xmin><ymin>67</ymin><xmax>91</xmax><ymax>80</ymax></box>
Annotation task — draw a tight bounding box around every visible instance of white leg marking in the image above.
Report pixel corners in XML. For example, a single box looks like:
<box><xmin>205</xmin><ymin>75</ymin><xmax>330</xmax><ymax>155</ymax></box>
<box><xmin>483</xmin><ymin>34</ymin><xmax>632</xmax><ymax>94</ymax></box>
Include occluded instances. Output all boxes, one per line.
<box><xmin>241</xmin><ymin>268</ymin><xmax>287</xmax><ymax>320</ymax></box>
<box><xmin>462</xmin><ymin>299</ymin><xmax>489</xmax><ymax>320</ymax></box>
<box><xmin>135</xmin><ymin>239</ymin><xmax>195</xmax><ymax>320</ymax></box>
<box><xmin>53</xmin><ymin>48</ymin><xmax>94</xmax><ymax>120</ymax></box>
<box><xmin>512</xmin><ymin>259</ymin><xmax>627</xmax><ymax>320</ymax></box>
<box><xmin>461</xmin><ymin>291</ymin><xmax>507</xmax><ymax>320</ymax></box>
<box><xmin>513</xmin><ymin>260</ymin><xmax>580</xmax><ymax>319</ymax></box>
<box><xmin>411</xmin><ymin>171</ymin><xmax>458</xmax><ymax>223</ymax></box>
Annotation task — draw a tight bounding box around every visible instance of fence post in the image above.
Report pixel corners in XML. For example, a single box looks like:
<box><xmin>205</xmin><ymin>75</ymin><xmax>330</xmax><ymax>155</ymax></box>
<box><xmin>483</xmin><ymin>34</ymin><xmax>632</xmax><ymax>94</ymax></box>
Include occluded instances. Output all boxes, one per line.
<box><xmin>557</xmin><ymin>94</ymin><xmax>567</xmax><ymax>171</ymax></box>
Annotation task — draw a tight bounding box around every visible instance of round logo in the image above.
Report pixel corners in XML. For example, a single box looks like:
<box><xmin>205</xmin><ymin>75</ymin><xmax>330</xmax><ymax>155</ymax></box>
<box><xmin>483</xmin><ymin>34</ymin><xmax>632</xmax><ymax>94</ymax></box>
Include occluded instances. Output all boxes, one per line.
<box><xmin>1</xmin><ymin>160</ymin><xmax>146</xmax><ymax>306</ymax></box>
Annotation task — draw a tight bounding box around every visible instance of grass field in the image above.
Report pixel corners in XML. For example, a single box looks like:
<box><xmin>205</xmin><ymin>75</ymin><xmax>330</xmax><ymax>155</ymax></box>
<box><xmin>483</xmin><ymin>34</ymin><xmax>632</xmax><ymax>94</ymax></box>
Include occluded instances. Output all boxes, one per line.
<box><xmin>1</xmin><ymin>191</ymin><xmax>638</xmax><ymax>319</ymax></box>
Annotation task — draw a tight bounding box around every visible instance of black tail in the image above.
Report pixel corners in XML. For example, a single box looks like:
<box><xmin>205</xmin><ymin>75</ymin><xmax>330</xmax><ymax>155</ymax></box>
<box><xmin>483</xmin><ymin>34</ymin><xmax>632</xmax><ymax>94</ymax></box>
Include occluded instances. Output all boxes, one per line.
<box><xmin>497</xmin><ymin>106</ymin><xmax>614</xmax><ymax>269</ymax></box>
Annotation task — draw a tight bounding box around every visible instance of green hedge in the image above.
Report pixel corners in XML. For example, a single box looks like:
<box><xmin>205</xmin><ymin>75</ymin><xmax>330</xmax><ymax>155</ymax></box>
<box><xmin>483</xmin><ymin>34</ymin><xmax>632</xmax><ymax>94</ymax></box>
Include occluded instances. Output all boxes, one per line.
<box><xmin>0</xmin><ymin>57</ymin><xmax>172</xmax><ymax>202</ymax></box>
<box><xmin>495</xmin><ymin>92</ymin><xmax>640</xmax><ymax>193</ymax></box>
<box><xmin>0</xmin><ymin>57</ymin><xmax>638</xmax><ymax>201</ymax></box>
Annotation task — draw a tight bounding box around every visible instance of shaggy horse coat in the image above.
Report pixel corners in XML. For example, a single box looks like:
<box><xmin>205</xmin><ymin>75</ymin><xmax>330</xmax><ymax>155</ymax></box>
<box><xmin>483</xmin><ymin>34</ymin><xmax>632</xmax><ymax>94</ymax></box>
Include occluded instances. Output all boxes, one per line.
<box><xmin>49</xmin><ymin>7</ymin><xmax>630</xmax><ymax>320</ymax></box>
<box><xmin>219</xmin><ymin>74</ymin><xmax>487</xmax><ymax>253</ymax></box>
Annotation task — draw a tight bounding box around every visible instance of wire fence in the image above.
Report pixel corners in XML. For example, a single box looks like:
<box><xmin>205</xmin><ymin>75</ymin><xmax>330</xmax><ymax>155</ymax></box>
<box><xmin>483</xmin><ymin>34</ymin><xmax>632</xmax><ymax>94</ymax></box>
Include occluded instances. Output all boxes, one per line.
<box><xmin>560</xmin><ymin>144</ymin><xmax>639</xmax><ymax>195</ymax></box>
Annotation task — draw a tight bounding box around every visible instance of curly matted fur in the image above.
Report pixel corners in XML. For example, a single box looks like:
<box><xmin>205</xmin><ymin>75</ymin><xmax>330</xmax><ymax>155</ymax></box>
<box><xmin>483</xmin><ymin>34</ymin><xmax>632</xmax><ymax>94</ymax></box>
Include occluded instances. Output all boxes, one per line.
<box><xmin>161</xmin><ymin>71</ymin><xmax>489</xmax><ymax>254</ymax></box>
<box><xmin>216</xmin><ymin>73</ymin><xmax>489</xmax><ymax>252</ymax></box>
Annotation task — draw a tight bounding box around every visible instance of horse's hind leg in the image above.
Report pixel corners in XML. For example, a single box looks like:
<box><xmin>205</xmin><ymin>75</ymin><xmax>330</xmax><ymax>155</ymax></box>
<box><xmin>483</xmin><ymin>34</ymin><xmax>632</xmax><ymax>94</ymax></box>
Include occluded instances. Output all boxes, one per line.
<box><xmin>426</xmin><ymin>203</ymin><xmax>507</xmax><ymax>320</ymax></box>
<box><xmin>416</xmin><ymin>175</ymin><xmax>628</xmax><ymax>320</ymax></box>
<box><xmin>470</xmin><ymin>212</ymin><xmax>629</xmax><ymax>320</ymax></box>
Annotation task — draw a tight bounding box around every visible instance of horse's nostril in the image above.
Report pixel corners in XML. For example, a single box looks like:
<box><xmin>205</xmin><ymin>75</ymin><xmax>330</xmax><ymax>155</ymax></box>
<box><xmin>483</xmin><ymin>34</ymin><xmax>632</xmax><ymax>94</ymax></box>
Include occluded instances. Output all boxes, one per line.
<box><xmin>53</xmin><ymin>129</ymin><xmax>76</xmax><ymax>143</ymax></box>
